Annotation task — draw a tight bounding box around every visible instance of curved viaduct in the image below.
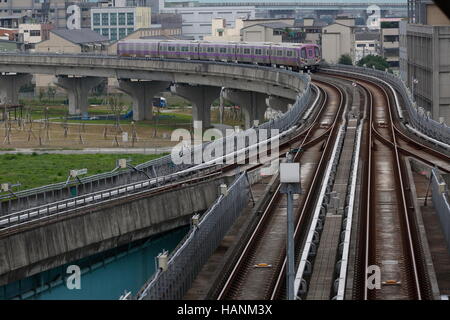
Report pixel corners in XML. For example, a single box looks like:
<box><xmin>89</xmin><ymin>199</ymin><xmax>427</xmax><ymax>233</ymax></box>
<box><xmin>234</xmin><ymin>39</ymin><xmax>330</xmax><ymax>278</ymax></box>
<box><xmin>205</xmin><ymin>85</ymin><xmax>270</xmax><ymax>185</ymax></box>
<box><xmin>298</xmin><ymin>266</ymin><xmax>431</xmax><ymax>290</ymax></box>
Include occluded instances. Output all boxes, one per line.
<box><xmin>0</xmin><ymin>53</ymin><xmax>309</xmax><ymax>129</ymax></box>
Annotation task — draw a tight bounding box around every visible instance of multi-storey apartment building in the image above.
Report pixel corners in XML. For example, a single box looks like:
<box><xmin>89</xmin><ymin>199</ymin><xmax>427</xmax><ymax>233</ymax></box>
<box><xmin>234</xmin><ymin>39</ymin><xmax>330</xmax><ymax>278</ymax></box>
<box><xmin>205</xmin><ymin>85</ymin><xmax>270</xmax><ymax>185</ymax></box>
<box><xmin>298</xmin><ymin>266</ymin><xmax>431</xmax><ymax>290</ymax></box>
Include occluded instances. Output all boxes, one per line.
<box><xmin>380</xmin><ymin>17</ymin><xmax>402</xmax><ymax>72</ymax></box>
<box><xmin>401</xmin><ymin>0</ymin><xmax>450</xmax><ymax>124</ymax></box>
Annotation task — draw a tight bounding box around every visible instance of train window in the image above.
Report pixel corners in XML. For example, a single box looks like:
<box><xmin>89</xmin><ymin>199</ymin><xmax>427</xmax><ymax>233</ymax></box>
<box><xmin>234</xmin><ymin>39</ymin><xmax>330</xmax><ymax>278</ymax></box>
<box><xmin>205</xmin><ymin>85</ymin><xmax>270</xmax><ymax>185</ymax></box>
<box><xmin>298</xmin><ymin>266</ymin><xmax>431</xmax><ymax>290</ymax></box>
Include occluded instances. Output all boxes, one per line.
<box><xmin>181</xmin><ymin>46</ymin><xmax>189</xmax><ymax>52</ymax></box>
<box><xmin>207</xmin><ymin>47</ymin><xmax>214</xmax><ymax>53</ymax></box>
<box><xmin>301</xmin><ymin>48</ymin><xmax>306</xmax><ymax>59</ymax></box>
<box><xmin>229</xmin><ymin>48</ymin><xmax>234</xmax><ymax>53</ymax></box>
<box><xmin>194</xmin><ymin>46</ymin><xmax>198</xmax><ymax>52</ymax></box>
<box><xmin>314</xmin><ymin>47</ymin><xmax>319</xmax><ymax>56</ymax></box>
<box><xmin>244</xmin><ymin>48</ymin><xmax>250</xmax><ymax>54</ymax></box>
<box><xmin>168</xmin><ymin>46</ymin><xmax>176</xmax><ymax>52</ymax></box>
<box><xmin>277</xmin><ymin>50</ymin><xmax>283</xmax><ymax>56</ymax></box>
<box><xmin>255</xmin><ymin>49</ymin><xmax>262</xmax><ymax>55</ymax></box>
<box><xmin>287</xmin><ymin>51</ymin><xmax>293</xmax><ymax>57</ymax></box>
<box><xmin>220</xmin><ymin>47</ymin><xmax>226</xmax><ymax>53</ymax></box>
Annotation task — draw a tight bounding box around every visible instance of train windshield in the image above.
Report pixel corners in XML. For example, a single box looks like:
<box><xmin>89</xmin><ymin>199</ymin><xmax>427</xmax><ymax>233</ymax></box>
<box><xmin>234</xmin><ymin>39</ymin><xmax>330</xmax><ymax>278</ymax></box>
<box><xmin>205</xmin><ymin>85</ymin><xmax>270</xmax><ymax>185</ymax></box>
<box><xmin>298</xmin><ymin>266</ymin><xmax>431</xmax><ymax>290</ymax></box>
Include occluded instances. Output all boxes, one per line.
<box><xmin>314</xmin><ymin>47</ymin><xmax>320</xmax><ymax>57</ymax></box>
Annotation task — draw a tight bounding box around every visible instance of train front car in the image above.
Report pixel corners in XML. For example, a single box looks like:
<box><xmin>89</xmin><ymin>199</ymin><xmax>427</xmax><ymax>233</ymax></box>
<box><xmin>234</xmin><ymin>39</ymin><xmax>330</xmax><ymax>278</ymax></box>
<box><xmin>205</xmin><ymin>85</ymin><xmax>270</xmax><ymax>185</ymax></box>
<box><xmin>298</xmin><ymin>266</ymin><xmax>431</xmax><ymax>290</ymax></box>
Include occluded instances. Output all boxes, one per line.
<box><xmin>117</xmin><ymin>39</ymin><xmax>160</xmax><ymax>58</ymax></box>
<box><xmin>299</xmin><ymin>44</ymin><xmax>321</xmax><ymax>72</ymax></box>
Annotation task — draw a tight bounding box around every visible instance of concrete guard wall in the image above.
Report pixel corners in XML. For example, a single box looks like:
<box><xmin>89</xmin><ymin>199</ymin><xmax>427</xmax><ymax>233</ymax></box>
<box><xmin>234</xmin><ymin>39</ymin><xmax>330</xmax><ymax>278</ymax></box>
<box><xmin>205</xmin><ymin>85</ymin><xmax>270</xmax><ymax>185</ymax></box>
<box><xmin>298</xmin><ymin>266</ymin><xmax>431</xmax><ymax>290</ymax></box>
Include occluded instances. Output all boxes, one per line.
<box><xmin>0</xmin><ymin>54</ymin><xmax>308</xmax><ymax>101</ymax></box>
<box><xmin>0</xmin><ymin>176</ymin><xmax>232</xmax><ymax>286</ymax></box>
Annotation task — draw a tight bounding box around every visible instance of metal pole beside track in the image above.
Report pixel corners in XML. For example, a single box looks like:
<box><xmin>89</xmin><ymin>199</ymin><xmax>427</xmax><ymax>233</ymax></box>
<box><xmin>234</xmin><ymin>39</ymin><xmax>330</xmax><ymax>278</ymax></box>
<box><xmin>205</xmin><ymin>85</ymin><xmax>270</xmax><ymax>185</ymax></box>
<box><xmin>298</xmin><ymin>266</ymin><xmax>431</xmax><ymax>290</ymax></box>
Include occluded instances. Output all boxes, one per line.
<box><xmin>280</xmin><ymin>150</ymin><xmax>301</xmax><ymax>300</ymax></box>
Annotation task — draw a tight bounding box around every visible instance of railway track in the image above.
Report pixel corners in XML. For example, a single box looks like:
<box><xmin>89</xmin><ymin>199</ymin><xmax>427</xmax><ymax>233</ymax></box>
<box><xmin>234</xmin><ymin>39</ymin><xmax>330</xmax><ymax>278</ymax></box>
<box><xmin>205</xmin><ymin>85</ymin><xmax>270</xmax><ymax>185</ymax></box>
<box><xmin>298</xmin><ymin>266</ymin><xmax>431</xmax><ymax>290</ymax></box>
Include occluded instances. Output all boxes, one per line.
<box><xmin>340</xmin><ymin>76</ymin><xmax>435</xmax><ymax>300</ymax></box>
<box><xmin>217</xmin><ymin>80</ymin><xmax>346</xmax><ymax>300</ymax></box>
<box><xmin>215</xmin><ymin>69</ymin><xmax>448</xmax><ymax>300</ymax></box>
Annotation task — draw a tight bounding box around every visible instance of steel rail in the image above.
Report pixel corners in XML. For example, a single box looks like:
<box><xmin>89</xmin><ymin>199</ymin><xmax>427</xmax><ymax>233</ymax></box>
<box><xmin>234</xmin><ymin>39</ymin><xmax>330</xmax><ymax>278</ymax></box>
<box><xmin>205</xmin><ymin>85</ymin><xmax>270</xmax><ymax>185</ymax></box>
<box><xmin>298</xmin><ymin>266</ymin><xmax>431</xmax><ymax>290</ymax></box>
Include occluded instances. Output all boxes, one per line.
<box><xmin>358</xmin><ymin>80</ymin><xmax>422</xmax><ymax>300</ymax></box>
<box><xmin>269</xmin><ymin>80</ymin><xmax>347</xmax><ymax>300</ymax></box>
<box><xmin>217</xmin><ymin>83</ymin><xmax>335</xmax><ymax>300</ymax></box>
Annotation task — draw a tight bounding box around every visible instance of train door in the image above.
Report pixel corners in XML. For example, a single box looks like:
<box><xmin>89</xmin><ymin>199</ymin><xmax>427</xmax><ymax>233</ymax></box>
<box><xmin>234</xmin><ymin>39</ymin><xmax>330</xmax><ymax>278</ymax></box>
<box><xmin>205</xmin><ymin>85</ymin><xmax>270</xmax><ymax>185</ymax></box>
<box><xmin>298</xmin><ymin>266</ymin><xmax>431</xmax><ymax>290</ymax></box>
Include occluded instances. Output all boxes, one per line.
<box><xmin>300</xmin><ymin>47</ymin><xmax>307</xmax><ymax>69</ymax></box>
<box><xmin>189</xmin><ymin>43</ymin><xmax>199</xmax><ymax>60</ymax></box>
<box><xmin>159</xmin><ymin>42</ymin><xmax>169</xmax><ymax>58</ymax></box>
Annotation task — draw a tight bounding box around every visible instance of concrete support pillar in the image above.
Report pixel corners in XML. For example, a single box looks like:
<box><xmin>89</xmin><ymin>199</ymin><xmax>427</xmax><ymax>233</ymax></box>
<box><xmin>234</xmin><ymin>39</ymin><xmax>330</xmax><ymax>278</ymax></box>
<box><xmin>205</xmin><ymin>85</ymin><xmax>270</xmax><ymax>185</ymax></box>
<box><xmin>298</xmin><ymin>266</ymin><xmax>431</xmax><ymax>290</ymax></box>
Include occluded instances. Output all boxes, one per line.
<box><xmin>55</xmin><ymin>76</ymin><xmax>104</xmax><ymax>115</ymax></box>
<box><xmin>171</xmin><ymin>84</ymin><xmax>221</xmax><ymax>129</ymax></box>
<box><xmin>118</xmin><ymin>80</ymin><xmax>170</xmax><ymax>121</ymax></box>
<box><xmin>223</xmin><ymin>89</ymin><xmax>268</xmax><ymax>129</ymax></box>
<box><xmin>0</xmin><ymin>73</ymin><xmax>32</xmax><ymax>105</ymax></box>
<box><xmin>266</xmin><ymin>95</ymin><xmax>294</xmax><ymax>113</ymax></box>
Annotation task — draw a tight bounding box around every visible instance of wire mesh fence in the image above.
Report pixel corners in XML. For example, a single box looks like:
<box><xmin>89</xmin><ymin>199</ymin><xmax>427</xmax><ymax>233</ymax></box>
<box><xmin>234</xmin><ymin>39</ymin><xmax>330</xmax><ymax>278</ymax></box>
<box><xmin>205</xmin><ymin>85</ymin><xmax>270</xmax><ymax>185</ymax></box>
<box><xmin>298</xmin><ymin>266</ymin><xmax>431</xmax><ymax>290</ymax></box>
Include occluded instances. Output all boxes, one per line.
<box><xmin>136</xmin><ymin>172</ymin><xmax>250</xmax><ymax>300</ymax></box>
<box><xmin>431</xmin><ymin>169</ymin><xmax>450</xmax><ymax>249</ymax></box>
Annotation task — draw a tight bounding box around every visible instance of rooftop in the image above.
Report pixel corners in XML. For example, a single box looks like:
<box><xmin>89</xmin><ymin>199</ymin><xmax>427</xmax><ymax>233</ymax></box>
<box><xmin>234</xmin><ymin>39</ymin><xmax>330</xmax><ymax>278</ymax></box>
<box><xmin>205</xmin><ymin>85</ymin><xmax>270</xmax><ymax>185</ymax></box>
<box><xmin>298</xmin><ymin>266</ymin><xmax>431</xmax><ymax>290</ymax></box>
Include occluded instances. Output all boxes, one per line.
<box><xmin>242</xmin><ymin>22</ymin><xmax>293</xmax><ymax>30</ymax></box>
<box><xmin>51</xmin><ymin>28</ymin><xmax>109</xmax><ymax>44</ymax></box>
<box><xmin>355</xmin><ymin>32</ymin><xmax>380</xmax><ymax>41</ymax></box>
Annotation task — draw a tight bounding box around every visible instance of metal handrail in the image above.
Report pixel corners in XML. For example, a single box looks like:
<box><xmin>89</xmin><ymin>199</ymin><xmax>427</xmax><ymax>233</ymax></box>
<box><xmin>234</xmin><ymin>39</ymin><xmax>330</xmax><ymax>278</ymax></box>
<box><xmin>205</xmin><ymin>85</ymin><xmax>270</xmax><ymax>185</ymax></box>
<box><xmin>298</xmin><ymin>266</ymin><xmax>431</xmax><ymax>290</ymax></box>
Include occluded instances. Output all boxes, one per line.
<box><xmin>325</xmin><ymin>64</ymin><xmax>450</xmax><ymax>146</ymax></box>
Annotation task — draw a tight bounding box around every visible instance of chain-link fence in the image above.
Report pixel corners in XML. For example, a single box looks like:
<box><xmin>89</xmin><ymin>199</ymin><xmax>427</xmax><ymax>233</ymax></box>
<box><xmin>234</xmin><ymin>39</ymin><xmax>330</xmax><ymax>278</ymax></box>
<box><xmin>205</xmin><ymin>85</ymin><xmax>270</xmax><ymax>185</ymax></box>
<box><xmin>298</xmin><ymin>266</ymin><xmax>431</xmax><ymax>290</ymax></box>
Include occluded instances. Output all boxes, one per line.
<box><xmin>431</xmin><ymin>169</ymin><xmax>450</xmax><ymax>248</ymax></box>
<box><xmin>324</xmin><ymin>65</ymin><xmax>450</xmax><ymax>145</ymax></box>
<box><xmin>136</xmin><ymin>172</ymin><xmax>250</xmax><ymax>300</ymax></box>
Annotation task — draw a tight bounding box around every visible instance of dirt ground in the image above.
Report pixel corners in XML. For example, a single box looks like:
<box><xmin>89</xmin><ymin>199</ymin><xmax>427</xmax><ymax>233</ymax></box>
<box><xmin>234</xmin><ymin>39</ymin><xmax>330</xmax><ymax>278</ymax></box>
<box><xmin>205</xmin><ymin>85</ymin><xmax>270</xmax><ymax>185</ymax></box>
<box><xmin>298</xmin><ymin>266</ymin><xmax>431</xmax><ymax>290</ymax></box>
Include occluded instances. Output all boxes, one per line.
<box><xmin>0</xmin><ymin>120</ymin><xmax>180</xmax><ymax>149</ymax></box>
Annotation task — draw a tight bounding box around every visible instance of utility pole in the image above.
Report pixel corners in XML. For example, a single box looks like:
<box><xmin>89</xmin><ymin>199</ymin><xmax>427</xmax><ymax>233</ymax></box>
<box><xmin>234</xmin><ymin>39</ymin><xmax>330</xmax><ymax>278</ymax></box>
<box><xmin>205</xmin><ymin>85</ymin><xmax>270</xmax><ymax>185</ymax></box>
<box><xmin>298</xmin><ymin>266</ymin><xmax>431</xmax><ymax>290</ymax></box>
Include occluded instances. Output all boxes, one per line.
<box><xmin>280</xmin><ymin>150</ymin><xmax>301</xmax><ymax>300</ymax></box>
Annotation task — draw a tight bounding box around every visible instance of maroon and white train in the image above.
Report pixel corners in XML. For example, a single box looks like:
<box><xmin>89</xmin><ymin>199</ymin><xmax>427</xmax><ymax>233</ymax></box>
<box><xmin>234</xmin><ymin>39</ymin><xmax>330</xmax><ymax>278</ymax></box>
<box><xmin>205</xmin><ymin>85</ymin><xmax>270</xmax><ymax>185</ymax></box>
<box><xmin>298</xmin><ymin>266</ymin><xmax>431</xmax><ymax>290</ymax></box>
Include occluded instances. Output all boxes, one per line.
<box><xmin>117</xmin><ymin>40</ymin><xmax>321</xmax><ymax>72</ymax></box>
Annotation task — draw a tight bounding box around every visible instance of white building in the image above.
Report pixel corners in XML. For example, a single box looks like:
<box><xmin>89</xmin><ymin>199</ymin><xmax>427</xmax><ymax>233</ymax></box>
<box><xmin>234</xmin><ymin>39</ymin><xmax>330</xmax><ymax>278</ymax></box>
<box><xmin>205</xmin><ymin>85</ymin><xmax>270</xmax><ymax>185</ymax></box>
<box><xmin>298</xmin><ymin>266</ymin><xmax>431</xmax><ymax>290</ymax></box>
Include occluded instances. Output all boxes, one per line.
<box><xmin>91</xmin><ymin>6</ymin><xmax>152</xmax><ymax>41</ymax></box>
<box><xmin>322</xmin><ymin>18</ymin><xmax>356</xmax><ymax>64</ymax></box>
<box><xmin>19</xmin><ymin>24</ymin><xmax>43</xmax><ymax>44</ymax></box>
<box><xmin>354</xmin><ymin>32</ymin><xmax>380</xmax><ymax>63</ymax></box>
<box><xmin>161</xmin><ymin>5</ymin><xmax>255</xmax><ymax>39</ymax></box>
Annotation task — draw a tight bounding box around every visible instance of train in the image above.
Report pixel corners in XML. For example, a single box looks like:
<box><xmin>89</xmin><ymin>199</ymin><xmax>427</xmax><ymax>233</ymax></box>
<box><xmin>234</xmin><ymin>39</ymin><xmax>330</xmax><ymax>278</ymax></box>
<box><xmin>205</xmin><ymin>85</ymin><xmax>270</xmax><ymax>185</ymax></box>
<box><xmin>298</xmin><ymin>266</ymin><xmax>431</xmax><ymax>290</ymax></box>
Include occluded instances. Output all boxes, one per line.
<box><xmin>117</xmin><ymin>40</ymin><xmax>321</xmax><ymax>72</ymax></box>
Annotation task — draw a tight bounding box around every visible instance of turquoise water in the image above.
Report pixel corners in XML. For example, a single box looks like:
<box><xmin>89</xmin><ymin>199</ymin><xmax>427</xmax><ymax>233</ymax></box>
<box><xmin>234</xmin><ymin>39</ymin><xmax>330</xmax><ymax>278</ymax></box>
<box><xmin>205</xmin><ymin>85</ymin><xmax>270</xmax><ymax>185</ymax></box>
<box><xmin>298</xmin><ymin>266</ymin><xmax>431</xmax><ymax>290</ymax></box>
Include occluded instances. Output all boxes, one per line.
<box><xmin>0</xmin><ymin>226</ymin><xmax>189</xmax><ymax>300</ymax></box>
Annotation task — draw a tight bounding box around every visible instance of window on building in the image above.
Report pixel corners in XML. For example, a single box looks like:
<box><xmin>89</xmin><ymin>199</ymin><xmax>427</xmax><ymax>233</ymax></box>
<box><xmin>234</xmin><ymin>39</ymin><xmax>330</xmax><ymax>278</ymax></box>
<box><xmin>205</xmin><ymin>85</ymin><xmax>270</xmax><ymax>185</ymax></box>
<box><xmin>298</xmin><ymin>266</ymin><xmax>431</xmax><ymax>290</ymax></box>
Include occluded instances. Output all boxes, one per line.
<box><xmin>127</xmin><ymin>12</ymin><xmax>134</xmax><ymax>26</ymax></box>
<box><xmin>101</xmin><ymin>28</ymin><xmax>109</xmax><ymax>37</ymax></box>
<box><xmin>30</xmin><ymin>30</ymin><xmax>40</xmax><ymax>37</ymax></box>
<box><xmin>110</xmin><ymin>28</ymin><xmax>117</xmax><ymax>41</ymax></box>
<box><xmin>92</xmin><ymin>13</ymin><xmax>100</xmax><ymax>26</ymax></box>
<box><xmin>357</xmin><ymin>44</ymin><xmax>365</xmax><ymax>47</ymax></box>
<box><xmin>118</xmin><ymin>13</ymin><xmax>126</xmax><ymax>25</ymax></box>
<box><xmin>369</xmin><ymin>44</ymin><xmax>375</xmax><ymax>47</ymax></box>
<box><xmin>101</xmin><ymin>13</ymin><xmax>108</xmax><ymax>26</ymax></box>
<box><xmin>94</xmin><ymin>28</ymin><xmax>101</xmax><ymax>35</ymax></box>
<box><xmin>127</xmin><ymin>28</ymin><xmax>134</xmax><ymax>35</ymax></box>
<box><xmin>118</xmin><ymin>28</ymin><xmax>126</xmax><ymax>39</ymax></box>
<box><xmin>110</xmin><ymin>13</ymin><xmax>117</xmax><ymax>26</ymax></box>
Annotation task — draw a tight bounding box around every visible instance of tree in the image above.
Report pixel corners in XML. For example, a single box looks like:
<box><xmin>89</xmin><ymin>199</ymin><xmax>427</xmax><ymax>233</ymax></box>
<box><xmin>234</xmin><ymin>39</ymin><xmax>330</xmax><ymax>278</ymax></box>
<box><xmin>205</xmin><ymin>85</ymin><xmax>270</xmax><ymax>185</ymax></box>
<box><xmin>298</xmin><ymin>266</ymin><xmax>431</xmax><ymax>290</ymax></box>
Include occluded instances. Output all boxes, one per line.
<box><xmin>46</xmin><ymin>86</ymin><xmax>56</xmax><ymax>101</ymax></box>
<box><xmin>338</xmin><ymin>54</ymin><xmax>353</xmax><ymax>65</ymax></box>
<box><xmin>38</xmin><ymin>88</ymin><xmax>45</xmax><ymax>102</ymax></box>
<box><xmin>104</xmin><ymin>94</ymin><xmax>125</xmax><ymax>133</ymax></box>
<box><xmin>357</xmin><ymin>54</ymin><xmax>390</xmax><ymax>71</ymax></box>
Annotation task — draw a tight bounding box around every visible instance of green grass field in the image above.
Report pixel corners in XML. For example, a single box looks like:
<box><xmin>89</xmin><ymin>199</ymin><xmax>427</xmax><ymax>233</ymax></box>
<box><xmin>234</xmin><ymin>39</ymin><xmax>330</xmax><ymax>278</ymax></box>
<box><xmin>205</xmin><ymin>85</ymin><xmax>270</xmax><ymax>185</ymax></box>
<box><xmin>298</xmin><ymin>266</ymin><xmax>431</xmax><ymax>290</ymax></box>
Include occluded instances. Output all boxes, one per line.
<box><xmin>0</xmin><ymin>153</ymin><xmax>167</xmax><ymax>192</ymax></box>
